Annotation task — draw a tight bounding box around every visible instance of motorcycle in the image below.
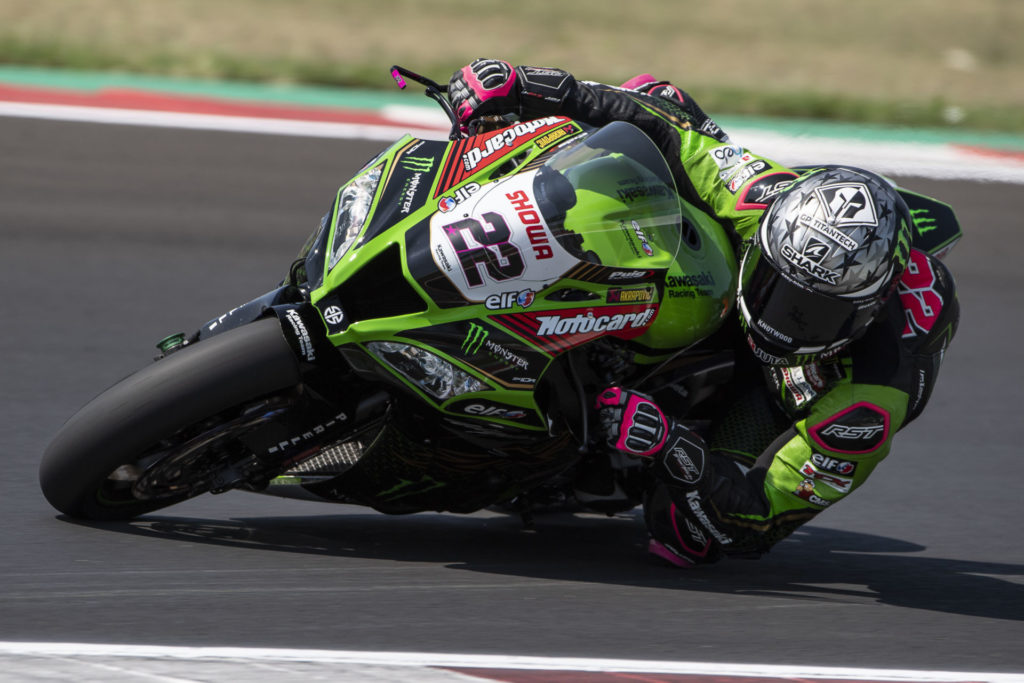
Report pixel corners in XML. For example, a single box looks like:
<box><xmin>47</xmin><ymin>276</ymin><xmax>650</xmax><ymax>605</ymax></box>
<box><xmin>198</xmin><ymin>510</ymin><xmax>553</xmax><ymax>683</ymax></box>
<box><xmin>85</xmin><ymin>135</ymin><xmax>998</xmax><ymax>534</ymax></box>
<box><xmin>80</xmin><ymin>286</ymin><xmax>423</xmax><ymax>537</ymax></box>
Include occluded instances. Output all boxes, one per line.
<box><xmin>39</xmin><ymin>67</ymin><xmax>779</xmax><ymax>522</ymax></box>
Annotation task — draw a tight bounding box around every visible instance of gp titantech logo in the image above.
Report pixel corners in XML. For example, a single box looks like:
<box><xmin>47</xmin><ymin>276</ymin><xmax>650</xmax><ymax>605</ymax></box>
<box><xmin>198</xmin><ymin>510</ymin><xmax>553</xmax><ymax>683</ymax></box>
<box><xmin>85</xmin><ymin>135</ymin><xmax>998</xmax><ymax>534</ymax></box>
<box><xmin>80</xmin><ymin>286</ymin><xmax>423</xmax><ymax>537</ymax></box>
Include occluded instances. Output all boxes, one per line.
<box><xmin>400</xmin><ymin>155</ymin><xmax>435</xmax><ymax>173</ymax></box>
<box><xmin>462</xmin><ymin>322</ymin><xmax>490</xmax><ymax>354</ymax></box>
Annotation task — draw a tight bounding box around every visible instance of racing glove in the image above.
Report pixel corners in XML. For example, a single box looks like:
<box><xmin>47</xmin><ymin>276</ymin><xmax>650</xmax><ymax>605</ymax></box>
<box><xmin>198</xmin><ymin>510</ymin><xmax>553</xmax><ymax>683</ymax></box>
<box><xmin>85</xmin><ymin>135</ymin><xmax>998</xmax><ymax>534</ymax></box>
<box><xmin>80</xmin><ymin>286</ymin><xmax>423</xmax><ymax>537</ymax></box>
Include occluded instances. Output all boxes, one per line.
<box><xmin>595</xmin><ymin>387</ymin><xmax>729</xmax><ymax>566</ymax></box>
<box><xmin>448</xmin><ymin>59</ymin><xmax>574</xmax><ymax>130</ymax></box>
<box><xmin>647</xmin><ymin>428</ymin><xmax>732</xmax><ymax>567</ymax></box>
<box><xmin>594</xmin><ymin>387</ymin><xmax>669</xmax><ymax>457</ymax></box>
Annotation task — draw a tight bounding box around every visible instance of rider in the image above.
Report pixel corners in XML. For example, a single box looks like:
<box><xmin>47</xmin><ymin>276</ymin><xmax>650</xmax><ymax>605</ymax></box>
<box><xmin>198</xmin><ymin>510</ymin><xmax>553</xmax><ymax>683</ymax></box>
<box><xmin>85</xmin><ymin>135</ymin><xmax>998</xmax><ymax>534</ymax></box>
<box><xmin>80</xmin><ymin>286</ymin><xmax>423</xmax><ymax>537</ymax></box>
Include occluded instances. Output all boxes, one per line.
<box><xmin>448</xmin><ymin>59</ymin><xmax>960</xmax><ymax>566</ymax></box>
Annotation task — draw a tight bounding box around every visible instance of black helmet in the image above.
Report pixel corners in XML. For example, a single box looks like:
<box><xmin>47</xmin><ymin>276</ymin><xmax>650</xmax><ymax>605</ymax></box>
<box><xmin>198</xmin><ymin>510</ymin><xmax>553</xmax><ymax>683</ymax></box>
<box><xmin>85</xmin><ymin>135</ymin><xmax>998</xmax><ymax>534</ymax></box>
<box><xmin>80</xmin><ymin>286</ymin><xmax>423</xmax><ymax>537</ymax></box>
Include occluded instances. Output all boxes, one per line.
<box><xmin>738</xmin><ymin>166</ymin><xmax>912</xmax><ymax>366</ymax></box>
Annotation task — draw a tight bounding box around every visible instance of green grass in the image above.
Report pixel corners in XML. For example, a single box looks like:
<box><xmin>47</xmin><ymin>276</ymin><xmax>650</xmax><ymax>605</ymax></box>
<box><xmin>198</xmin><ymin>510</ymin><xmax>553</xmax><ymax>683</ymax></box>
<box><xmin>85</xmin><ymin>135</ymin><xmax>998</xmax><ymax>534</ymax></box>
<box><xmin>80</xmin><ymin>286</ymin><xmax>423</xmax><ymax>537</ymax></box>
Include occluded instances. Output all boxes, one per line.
<box><xmin>1</xmin><ymin>0</ymin><xmax>1022</xmax><ymax>133</ymax></box>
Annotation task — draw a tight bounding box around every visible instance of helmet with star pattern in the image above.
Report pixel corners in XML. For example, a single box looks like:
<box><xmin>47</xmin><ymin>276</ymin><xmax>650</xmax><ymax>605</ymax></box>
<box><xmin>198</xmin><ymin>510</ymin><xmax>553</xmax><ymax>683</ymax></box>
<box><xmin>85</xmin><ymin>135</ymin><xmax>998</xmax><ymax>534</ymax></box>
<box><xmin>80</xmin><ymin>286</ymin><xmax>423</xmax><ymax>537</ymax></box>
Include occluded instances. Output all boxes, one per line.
<box><xmin>737</xmin><ymin>166</ymin><xmax>912</xmax><ymax>366</ymax></box>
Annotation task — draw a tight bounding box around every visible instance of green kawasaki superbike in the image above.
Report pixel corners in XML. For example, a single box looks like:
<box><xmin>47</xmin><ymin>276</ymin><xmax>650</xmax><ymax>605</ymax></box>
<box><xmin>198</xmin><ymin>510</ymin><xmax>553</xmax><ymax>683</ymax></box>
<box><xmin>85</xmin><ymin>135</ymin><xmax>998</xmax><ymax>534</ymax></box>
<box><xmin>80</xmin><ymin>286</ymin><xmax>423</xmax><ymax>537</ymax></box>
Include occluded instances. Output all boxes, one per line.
<box><xmin>39</xmin><ymin>68</ymin><xmax>739</xmax><ymax>521</ymax></box>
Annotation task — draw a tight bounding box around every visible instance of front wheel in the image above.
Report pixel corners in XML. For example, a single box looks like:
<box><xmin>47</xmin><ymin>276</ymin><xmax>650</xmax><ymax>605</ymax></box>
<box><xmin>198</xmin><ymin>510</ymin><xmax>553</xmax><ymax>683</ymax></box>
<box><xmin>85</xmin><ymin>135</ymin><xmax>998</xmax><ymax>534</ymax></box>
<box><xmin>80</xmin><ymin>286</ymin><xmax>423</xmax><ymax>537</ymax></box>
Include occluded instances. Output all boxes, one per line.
<box><xmin>39</xmin><ymin>317</ymin><xmax>302</xmax><ymax>520</ymax></box>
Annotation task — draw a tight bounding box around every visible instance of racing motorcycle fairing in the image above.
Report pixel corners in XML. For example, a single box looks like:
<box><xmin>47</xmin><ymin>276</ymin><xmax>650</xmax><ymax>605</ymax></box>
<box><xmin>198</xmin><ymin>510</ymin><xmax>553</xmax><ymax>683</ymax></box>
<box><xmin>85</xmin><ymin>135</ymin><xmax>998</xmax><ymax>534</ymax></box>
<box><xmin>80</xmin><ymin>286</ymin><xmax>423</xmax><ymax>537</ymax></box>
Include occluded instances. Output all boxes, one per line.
<box><xmin>295</xmin><ymin>121</ymin><xmax>737</xmax><ymax>433</ymax></box>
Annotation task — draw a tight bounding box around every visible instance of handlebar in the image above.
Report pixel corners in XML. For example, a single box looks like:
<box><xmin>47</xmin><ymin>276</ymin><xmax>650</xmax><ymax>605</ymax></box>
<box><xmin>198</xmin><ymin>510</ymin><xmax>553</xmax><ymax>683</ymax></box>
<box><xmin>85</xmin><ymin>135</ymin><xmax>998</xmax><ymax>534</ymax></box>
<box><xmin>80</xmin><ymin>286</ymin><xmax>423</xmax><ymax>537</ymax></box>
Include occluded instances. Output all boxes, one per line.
<box><xmin>390</xmin><ymin>65</ymin><xmax>463</xmax><ymax>140</ymax></box>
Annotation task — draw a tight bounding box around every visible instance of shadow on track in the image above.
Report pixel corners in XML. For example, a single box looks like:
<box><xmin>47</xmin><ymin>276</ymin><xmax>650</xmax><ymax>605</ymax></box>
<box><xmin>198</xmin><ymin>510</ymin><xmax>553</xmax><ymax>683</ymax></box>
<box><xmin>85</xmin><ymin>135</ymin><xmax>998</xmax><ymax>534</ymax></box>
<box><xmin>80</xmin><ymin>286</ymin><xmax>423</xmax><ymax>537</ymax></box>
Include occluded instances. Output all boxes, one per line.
<box><xmin>58</xmin><ymin>510</ymin><xmax>1024</xmax><ymax>623</ymax></box>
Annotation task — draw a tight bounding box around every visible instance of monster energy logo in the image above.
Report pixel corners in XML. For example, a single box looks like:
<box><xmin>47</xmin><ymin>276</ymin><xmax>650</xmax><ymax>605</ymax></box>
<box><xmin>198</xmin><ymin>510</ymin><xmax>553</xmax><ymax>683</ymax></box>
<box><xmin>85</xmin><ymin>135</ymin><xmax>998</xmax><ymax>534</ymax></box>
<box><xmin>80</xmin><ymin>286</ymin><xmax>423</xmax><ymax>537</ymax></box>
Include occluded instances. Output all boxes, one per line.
<box><xmin>911</xmin><ymin>208</ymin><xmax>937</xmax><ymax>234</ymax></box>
<box><xmin>400</xmin><ymin>155</ymin><xmax>435</xmax><ymax>173</ymax></box>
<box><xmin>462</xmin><ymin>322</ymin><xmax>490</xmax><ymax>354</ymax></box>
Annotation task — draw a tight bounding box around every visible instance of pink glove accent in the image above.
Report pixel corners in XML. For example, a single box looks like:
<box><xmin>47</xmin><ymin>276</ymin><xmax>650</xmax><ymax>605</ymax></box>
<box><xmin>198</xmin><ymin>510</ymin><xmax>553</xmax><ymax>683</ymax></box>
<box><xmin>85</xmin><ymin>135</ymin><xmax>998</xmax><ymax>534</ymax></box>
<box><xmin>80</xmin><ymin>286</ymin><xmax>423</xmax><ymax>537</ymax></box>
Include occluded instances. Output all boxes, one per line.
<box><xmin>620</xmin><ymin>73</ymin><xmax>659</xmax><ymax>90</ymax></box>
<box><xmin>595</xmin><ymin>386</ymin><xmax>625</xmax><ymax>408</ymax></box>
<box><xmin>620</xmin><ymin>73</ymin><xmax>687</xmax><ymax>106</ymax></box>
<box><xmin>595</xmin><ymin>387</ymin><xmax>668</xmax><ymax>457</ymax></box>
<box><xmin>456</xmin><ymin>61</ymin><xmax>517</xmax><ymax>123</ymax></box>
<box><xmin>617</xmin><ymin>394</ymin><xmax>668</xmax><ymax>456</ymax></box>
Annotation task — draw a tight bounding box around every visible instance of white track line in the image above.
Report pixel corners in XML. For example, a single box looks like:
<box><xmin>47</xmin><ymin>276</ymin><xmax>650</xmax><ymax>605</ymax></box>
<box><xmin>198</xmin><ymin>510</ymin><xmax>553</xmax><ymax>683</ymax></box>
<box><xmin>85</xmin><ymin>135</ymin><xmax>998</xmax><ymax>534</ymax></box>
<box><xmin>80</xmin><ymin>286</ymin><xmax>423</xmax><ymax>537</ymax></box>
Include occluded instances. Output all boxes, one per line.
<box><xmin>0</xmin><ymin>643</ymin><xmax>1020</xmax><ymax>681</ymax></box>
<box><xmin>0</xmin><ymin>101</ymin><xmax>442</xmax><ymax>141</ymax></box>
<box><xmin>3</xmin><ymin>100</ymin><xmax>1024</xmax><ymax>183</ymax></box>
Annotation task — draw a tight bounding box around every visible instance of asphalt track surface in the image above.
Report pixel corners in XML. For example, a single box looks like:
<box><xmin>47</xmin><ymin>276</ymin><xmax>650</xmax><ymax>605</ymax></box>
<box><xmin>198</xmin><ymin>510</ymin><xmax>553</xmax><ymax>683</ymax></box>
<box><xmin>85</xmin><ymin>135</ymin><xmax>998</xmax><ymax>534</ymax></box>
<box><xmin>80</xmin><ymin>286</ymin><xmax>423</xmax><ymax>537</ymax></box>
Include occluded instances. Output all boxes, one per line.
<box><xmin>2</xmin><ymin>116</ymin><xmax>1022</xmax><ymax>676</ymax></box>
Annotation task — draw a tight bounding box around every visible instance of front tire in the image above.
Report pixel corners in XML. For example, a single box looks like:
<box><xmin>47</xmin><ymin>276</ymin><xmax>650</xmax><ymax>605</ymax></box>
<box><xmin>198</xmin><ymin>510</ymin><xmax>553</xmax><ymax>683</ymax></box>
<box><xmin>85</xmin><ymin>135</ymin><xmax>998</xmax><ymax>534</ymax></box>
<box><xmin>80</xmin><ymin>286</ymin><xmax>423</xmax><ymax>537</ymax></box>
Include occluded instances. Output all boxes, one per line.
<box><xmin>39</xmin><ymin>317</ymin><xmax>301</xmax><ymax>520</ymax></box>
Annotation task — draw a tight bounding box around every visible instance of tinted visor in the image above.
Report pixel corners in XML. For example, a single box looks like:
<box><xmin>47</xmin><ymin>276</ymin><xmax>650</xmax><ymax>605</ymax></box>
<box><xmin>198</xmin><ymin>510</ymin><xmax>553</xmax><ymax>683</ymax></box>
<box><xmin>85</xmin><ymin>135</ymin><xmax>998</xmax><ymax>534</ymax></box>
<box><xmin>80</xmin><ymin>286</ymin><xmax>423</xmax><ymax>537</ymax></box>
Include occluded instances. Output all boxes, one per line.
<box><xmin>740</xmin><ymin>248</ymin><xmax>881</xmax><ymax>351</ymax></box>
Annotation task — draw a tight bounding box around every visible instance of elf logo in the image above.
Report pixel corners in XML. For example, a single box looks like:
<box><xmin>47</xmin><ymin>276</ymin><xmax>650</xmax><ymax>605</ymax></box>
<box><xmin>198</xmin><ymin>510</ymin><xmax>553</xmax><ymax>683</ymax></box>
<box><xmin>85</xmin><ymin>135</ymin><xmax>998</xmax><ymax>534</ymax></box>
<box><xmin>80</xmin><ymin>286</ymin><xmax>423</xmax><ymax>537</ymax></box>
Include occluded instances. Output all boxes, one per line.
<box><xmin>462</xmin><ymin>403</ymin><xmax>527</xmax><ymax>420</ymax></box>
<box><xmin>810</xmin><ymin>453</ymin><xmax>857</xmax><ymax>476</ymax></box>
<box><xmin>485</xmin><ymin>289</ymin><xmax>535</xmax><ymax>310</ymax></box>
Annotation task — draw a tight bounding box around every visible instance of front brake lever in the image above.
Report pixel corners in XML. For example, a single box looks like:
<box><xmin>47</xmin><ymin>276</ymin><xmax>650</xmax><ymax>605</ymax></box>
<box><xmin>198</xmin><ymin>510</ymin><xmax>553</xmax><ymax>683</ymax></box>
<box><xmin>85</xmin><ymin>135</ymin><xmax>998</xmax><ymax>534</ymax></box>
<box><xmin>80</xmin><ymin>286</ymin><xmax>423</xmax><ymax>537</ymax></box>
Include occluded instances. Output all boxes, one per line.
<box><xmin>390</xmin><ymin>65</ymin><xmax>463</xmax><ymax>140</ymax></box>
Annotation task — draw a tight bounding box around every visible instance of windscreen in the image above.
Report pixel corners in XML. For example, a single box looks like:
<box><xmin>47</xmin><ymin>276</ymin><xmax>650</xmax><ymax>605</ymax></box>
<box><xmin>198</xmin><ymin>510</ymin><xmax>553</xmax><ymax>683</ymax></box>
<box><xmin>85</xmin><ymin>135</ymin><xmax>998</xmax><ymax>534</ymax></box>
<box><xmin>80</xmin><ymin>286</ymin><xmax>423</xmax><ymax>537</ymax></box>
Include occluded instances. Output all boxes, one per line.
<box><xmin>537</xmin><ymin>121</ymin><xmax>684</xmax><ymax>270</ymax></box>
<box><xmin>427</xmin><ymin>121</ymin><xmax>685</xmax><ymax>302</ymax></box>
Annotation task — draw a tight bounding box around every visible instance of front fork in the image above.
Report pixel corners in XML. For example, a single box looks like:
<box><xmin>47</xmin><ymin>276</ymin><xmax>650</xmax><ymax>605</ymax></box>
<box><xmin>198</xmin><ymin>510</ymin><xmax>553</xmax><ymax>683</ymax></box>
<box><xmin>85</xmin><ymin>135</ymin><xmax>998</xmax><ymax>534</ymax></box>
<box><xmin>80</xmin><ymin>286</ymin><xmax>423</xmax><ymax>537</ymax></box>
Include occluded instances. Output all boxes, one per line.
<box><xmin>156</xmin><ymin>285</ymin><xmax>390</xmax><ymax>491</ymax></box>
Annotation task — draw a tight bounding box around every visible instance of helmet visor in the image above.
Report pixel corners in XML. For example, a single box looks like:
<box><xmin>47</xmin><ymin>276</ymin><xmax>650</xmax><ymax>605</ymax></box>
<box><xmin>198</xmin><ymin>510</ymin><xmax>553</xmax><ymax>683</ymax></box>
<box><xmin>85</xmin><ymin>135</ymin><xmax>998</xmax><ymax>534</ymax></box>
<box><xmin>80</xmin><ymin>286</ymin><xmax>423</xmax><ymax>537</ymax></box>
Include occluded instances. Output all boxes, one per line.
<box><xmin>739</xmin><ymin>247</ymin><xmax>881</xmax><ymax>351</ymax></box>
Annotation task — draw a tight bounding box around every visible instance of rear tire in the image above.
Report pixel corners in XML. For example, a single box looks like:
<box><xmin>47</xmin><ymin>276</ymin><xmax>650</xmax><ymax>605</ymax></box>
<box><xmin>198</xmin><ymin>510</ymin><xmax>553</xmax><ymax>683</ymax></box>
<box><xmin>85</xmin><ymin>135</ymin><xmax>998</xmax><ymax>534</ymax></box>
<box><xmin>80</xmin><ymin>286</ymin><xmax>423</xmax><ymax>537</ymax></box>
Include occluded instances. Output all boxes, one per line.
<box><xmin>39</xmin><ymin>318</ymin><xmax>301</xmax><ymax>520</ymax></box>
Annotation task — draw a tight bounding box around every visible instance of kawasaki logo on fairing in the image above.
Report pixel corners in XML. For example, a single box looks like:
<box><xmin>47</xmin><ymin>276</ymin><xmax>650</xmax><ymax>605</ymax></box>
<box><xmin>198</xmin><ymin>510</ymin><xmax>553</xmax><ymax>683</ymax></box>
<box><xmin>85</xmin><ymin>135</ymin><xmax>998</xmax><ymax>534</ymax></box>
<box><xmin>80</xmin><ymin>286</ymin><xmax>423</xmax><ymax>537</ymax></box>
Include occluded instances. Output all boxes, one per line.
<box><xmin>535</xmin><ymin>310</ymin><xmax>654</xmax><ymax>336</ymax></box>
<box><xmin>666</xmin><ymin>272</ymin><xmax>715</xmax><ymax>288</ymax></box>
<box><xmin>284</xmin><ymin>309</ymin><xmax>315</xmax><ymax>362</ymax></box>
